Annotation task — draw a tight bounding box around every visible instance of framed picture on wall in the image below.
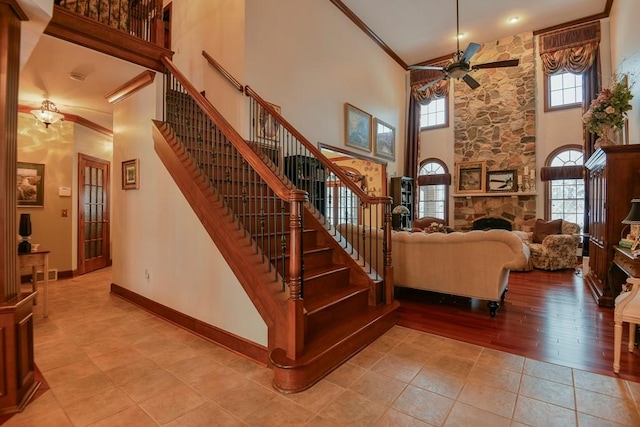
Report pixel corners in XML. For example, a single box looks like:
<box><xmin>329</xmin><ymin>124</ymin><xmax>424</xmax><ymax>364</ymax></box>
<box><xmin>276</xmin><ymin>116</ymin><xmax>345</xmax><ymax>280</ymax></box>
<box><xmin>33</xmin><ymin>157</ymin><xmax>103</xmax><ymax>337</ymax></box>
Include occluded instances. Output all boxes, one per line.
<box><xmin>344</xmin><ymin>103</ymin><xmax>372</xmax><ymax>152</ymax></box>
<box><xmin>374</xmin><ymin>118</ymin><xmax>395</xmax><ymax>160</ymax></box>
<box><xmin>487</xmin><ymin>169</ymin><xmax>517</xmax><ymax>192</ymax></box>
<box><xmin>455</xmin><ymin>161</ymin><xmax>486</xmax><ymax>194</ymax></box>
<box><xmin>122</xmin><ymin>159</ymin><xmax>140</xmax><ymax>190</ymax></box>
<box><xmin>17</xmin><ymin>162</ymin><xmax>45</xmax><ymax>207</ymax></box>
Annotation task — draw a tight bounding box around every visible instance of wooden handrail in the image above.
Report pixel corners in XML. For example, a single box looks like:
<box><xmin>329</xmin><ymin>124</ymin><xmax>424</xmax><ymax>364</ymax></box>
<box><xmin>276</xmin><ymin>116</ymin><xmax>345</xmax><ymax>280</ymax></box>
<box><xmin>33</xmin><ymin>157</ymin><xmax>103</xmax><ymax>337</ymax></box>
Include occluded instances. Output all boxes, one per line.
<box><xmin>161</xmin><ymin>56</ymin><xmax>297</xmax><ymax>202</ymax></box>
<box><xmin>202</xmin><ymin>50</ymin><xmax>244</xmax><ymax>92</ymax></box>
<box><xmin>244</xmin><ymin>86</ymin><xmax>392</xmax><ymax>208</ymax></box>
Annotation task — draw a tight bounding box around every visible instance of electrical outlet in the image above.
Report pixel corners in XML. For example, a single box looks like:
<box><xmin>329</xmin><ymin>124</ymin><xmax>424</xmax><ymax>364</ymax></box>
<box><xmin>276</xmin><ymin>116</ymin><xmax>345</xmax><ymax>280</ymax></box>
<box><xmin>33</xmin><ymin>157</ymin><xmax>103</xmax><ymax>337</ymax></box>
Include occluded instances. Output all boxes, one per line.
<box><xmin>144</xmin><ymin>268</ymin><xmax>150</xmax><ymax>282</ymax></box>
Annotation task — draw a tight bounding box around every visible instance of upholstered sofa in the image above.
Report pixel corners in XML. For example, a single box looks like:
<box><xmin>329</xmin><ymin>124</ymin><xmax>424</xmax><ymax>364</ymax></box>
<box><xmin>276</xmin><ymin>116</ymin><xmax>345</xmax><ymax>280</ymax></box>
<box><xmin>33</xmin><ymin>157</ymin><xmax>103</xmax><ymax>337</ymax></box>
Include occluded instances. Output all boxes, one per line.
<box><xmin>337</xmin><ymin>225</ymin><xmax>530</xmax><ymax>317</ymax></box>
<box><xmin>515</xmin><ymin>219</ymin><xmax>580</xmax><ymax>271</ymax></box>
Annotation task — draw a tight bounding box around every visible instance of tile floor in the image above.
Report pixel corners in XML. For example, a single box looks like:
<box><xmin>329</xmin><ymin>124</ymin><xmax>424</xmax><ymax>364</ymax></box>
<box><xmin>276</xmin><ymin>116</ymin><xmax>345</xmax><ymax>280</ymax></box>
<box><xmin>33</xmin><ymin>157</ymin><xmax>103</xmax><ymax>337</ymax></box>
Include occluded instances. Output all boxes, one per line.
<box><xmin>5</xmin><ymin>267</ymin><xmax>640</xmax><ymax>426</ymax></box>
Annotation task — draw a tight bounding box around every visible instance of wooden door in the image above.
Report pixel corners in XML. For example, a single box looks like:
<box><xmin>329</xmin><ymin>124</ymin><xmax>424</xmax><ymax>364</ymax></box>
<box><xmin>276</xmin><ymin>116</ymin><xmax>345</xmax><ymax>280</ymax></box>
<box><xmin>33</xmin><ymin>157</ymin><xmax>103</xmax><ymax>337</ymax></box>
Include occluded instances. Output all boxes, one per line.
<box><xmin>78</xmin><ymin>154</ymin><xmax>110</xmax><ymax>274</ymax></box>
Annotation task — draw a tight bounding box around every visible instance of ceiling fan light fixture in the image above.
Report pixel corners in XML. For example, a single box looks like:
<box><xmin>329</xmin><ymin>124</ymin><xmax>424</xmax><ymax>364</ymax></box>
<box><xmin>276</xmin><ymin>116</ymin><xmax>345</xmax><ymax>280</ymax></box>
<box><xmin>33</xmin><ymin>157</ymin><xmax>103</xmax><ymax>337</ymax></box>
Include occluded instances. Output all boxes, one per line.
<box><xmin>30</xmin><ymin>100</ymin><xmax>64</xmax><ymax>128</ymax></box>
<box><xmin>508</xmin><ymin>16</ymin><xmax>520</xmax><ymax>24</ymax></box>
<box><xmin>456</xmin><ymin>32</ymin><xmax>466</xmax><ymax>40</ymax></box>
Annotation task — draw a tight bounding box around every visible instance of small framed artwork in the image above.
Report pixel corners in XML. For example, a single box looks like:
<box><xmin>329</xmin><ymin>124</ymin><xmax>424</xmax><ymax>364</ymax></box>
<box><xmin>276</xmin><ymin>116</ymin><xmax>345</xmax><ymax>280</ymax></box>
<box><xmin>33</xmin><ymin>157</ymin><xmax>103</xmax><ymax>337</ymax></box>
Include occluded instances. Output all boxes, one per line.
<box><xmin>374</xmin><ymin>118</ymin><xmax>395</xmax><ymax>160</ymax></box>
<box><xmin>17</xmin><ymin>162</ymin><xmax>45</xmax><ymax>207</ymax></box>
<box><xmin>122</xmin><ymin>159</ymin><xmax>140</xmax><ymax>190</ymax></box>
<box><xmin>344</xmin><ymin>103</ymin><xmax>372</xmax><ymax>152</ymax></box>
<box><xmin>255</xmin><ymin>102</ymin><xmax>281</xmax><ymax>141</ymax></box>
<box><xmin>487</xmin><ymin>169</ymin><xmax>517</xmax><ymax>192</ymax></box>
<box><xmin>455</xmin><ymin>161</ymin><xmax>486</xmax><ymax>194</ymax></box>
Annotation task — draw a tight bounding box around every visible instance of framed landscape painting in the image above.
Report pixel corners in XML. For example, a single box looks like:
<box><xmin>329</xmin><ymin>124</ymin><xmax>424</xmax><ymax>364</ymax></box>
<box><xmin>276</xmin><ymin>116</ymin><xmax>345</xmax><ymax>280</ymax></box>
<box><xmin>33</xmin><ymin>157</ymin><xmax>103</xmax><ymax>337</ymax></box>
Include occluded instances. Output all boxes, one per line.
<box><xmin>122</xmin><ymin>159</ymin><xmax>140</xmax><ymax>190</ymax></box>
<box><xmin>344</xmin><ymin>103</ymin><xmax>372</xmax><ymax>152</ymax></box>
<box><xmin>455</xmin><ymin>161</ymin><xmax>486</xmax><ymax>194</ymax></box>
<box><xmin>17</xmin><ymin>162</ymin><xmax>45</xmax><ymax>207</ymax></box>
<box><xmin>374</xmin><ymin>118</ymin><xmax>395</xmax><ymax>160</ymax></box>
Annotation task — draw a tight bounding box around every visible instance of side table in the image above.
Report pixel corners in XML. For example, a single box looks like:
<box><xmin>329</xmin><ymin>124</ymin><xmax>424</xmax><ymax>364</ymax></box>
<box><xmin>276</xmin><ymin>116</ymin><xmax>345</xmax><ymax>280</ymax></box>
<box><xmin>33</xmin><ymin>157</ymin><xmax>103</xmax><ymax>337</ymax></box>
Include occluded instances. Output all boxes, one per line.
<box><xmin>18</xmin><ymin>249</ymin><xmax>50</xmax><ymax>318</ymax></box>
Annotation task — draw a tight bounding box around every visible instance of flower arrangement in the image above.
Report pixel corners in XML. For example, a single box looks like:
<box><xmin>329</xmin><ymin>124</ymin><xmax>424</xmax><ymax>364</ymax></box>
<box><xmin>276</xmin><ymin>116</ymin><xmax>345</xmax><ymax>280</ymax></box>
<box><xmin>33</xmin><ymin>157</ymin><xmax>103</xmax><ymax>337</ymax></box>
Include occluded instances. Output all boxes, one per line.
<box><xmin>582</xmin><ymin>75</ymin><xmax>633</xmax><ymax>136</ymax></box>
<box><xmin>424</xmin><ymin>222</ymin><xmax>447</xmax><ymax>233</ymax></box>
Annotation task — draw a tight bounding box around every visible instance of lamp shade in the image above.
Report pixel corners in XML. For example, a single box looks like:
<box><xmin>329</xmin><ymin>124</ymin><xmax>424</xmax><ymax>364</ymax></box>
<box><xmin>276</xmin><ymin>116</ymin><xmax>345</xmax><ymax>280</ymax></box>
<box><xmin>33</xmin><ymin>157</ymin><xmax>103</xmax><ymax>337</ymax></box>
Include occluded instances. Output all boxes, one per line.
<box><xmin>19</xmin><ymin>213</ymin><xmax>32</xmax><ymax>237</ymax></box>
<box><xmin>622</xmin><ymin>199</ymin><xmax>640</xmax><ymax>224</ymax></box>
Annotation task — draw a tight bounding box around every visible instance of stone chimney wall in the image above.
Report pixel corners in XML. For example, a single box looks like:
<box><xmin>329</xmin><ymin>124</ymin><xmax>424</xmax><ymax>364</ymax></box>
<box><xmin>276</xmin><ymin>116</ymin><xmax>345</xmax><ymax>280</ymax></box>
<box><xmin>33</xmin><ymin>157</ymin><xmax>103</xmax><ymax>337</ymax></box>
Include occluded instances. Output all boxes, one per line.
<box><xmin>453</xmin><ymin>32</ymin><xmax>536</xmax><ymax>230</ymax></box>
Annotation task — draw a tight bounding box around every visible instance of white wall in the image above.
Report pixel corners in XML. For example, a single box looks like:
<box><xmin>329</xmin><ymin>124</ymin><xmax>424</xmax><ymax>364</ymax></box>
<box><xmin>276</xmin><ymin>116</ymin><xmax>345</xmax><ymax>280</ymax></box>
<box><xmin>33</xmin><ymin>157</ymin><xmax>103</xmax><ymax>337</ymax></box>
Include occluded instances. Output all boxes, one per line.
<box><xmin>111</xmin><ymin>80</ymin><xmax>267</xmax><ymax>346</ymax></box>
<box><xmin>610</xmin><ymin>0</ymin><xmax>640</xmax><ymax>143</ymax></box>
<box><xmin>244</xmin><ymin>0</ymin><xmax>406</xmax><ymax>178</ymax></box>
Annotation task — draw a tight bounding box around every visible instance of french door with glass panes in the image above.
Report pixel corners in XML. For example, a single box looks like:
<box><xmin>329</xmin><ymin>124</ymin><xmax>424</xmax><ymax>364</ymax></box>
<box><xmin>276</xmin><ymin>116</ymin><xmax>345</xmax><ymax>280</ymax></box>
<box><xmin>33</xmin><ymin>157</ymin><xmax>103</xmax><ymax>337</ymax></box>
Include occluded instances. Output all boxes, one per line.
<box><xmin>78</xmin><ymin>154</ymin><xmax>110</xmax><ymax>274</ymax></box>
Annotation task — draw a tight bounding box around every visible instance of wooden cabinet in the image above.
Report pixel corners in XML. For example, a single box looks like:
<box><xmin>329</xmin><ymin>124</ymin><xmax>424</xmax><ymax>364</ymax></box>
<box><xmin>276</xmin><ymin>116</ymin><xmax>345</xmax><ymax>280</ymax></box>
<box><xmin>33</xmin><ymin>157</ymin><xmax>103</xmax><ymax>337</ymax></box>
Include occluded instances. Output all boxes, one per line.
<box><xmin>390</xmin><ymin>177</ymin><xmax>414</xmax><ymax>229</ymax></box>
<box><xmin>585</xmin><ymin>145</ymin><xmax>640</xmax><ymax>307</ymax></box>
<box><xmin>284</xmin><ymin>155</ymin><xmax>326</xmax><ymax>214</ymax></box>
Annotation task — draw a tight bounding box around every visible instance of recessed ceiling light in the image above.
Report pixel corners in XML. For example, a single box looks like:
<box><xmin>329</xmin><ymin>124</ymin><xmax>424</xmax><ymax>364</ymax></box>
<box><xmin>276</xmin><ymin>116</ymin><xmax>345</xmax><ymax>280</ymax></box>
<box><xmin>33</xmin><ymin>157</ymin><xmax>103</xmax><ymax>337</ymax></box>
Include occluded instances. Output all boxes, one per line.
<box><xmin>69</xmin><ymin>72</ymin><xmax>85</xmax><ymax>82</ymax></box>
<box><xmin>508</xmin><ymin>16</ymin><xmax>520</xmax><ymax>24</ymax></box>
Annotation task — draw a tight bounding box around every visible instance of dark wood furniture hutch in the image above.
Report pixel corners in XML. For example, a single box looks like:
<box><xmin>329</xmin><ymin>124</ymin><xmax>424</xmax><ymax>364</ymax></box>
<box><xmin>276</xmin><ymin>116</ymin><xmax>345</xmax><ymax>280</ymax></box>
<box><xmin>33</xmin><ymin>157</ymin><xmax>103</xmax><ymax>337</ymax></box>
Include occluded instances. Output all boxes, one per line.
<box><xmin>390</xmin><ymin>176</ymin><xmax>414</xmax><ymax>230</ymax></box>
<box><xmin>585</xmin><ymin>145</ymin><xmax>640</xmax><ymax>307</ymax></box>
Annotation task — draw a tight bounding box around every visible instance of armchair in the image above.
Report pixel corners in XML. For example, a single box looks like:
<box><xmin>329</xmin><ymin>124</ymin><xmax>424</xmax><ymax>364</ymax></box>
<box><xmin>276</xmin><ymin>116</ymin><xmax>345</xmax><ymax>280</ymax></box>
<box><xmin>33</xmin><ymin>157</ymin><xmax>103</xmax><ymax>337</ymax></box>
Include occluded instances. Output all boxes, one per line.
<box><xmin>523</xmin><ymin>219</ymin><xmax>580</xmax><ymax>270</ymax></box>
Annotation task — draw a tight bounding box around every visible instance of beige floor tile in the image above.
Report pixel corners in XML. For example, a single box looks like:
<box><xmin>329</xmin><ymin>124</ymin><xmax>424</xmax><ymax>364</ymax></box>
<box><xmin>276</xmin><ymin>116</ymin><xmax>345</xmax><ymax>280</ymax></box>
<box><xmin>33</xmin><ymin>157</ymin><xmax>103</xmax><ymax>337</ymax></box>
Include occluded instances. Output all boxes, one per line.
<box><xmin>224</xmin><ymin>354</ymin><xmax>263</xmax><ymax>376</ymax></box>
<box><xmin>573</xmin><ymin>369</ymin><xmax>632</xmax><ymax>399</ymax></box>
<box><xmin>86</xmin><ymin>406</ymin><xmax>157</xmax><ymax>427</ymax></box>
<box><xmin>513</xmin><ymin>395</ymin><xmax>578</xmax><ymax>427</ymax></box>
<box><xmin>245</xmin><ymin>365</ymin><xmax>276</xmax><ymax>390</ymax></box>
<box><xmin>63</xmin><ymin>387</ymin><xmax>136</xmax><ymax>426</ymax></box>
<box><xmin>367</xmin><ymin>334</ymin><xmax>402</xmax><ymax>354</ymax></box>
<box><xmin>77</xmin><ymin>336</ymin><xmax>131</xmax><ymax>359</ymax></box>
<box><xmin>371</xmin><ymin>353</ymin><xmax>423</xmax><ymax>383</ymax></box>
<box><xmin>575</xmin><ymin>387</ymin><xmax>640</xmax><ymax>425</ymax></box>
<box><xmin>284</xmin><ymin>379</ymin><xmax>344</xmax><ymax>413</ymax></box>
<box><xmin>36</xmin><ymin>340</ymin><xmax>89</xmax><ymax>372</ymax></box>
<box><xmin>388</xmin><ymin>341</ymin><xmax>433</xmax><ymax>364</ymax></box>
<box><xmin>349</xmin><ymin>370</ymin><xmax>407</xmax><ymax>405</ymax></box>
<box><xmin>423</xmin><ymin>352</ymin><xmax>475</xmax><ymax>379</ymax></box>
<box><xmin>138</xmin><ymin>382</ymin><xmax>205</xmax><ymax>424</ymax></box>
<box><xmin>164</xmin><ymin>402</ymin><xmax>244</xmax><ymax>427</ymax></box>
<box><xmin>90</xmin><ymin>346</ymin><xmax>147</xmax><ymax>371</ymax></box>
<box><xmin>374</xmin><ymin>408</ymin><xmax>433</xmax><ymax>426</ymax></box>
<box><xmin>164</xmin><ymin>354</ymin><xmax>226</xmax><ymax>383</ymax></box>
<box><xmin>392</xmin><ymin>384</ymin><xmax>454</xmax><ymax>426</ymax></box>
<box><xmin>384</xmin><ymin>325</ymin><xmax>417</xmax><ymax>342</ymax></box>
<box><xmin>103</xmin><ymin>357</ymin><xmax>160</xmax><ymax>385</ymax></box>
<box><xmin>348</xmin><ymin>346</ymin><xmax>386</xmax><ymax>369</ymax></box>
<box><xmin>43</xmin><ymin>359</ymin><xmax>102</xmax><ymax>388</ymax></box>
<box><xmin>444</xmin><ymin>401</ymin><xmax>511</xmax><ymax>427</ymax></box>
<box><xmin>457</xmin><ymin>380</ymin><xmax>517</xmax><ymax>419</ymax></box>
<box><xmin>477</xmin><ymin>347</ymin><xmax>525</xmax><ymax>373</ymax></box>
<box><xmin>576</xmin><ymin>412</ymin><xmax>626</xmax><ymax>427</ymax></box>
<box><xmin>326</xmin><ymin>361</ymin><xmax>368</xmax><ymax>388</ymax></box>
<box><xmin>244</xmin><ymin>395</ymin><xmax>316</xmax><ymax>426</ymax></box>
<box><xmin>185</xmin><ymin>366</ymin><xmax>246</xmax><ymax>400</ymax></box>
<box><xmin>318</xmin><ymin>389</ymin><xmax>387</xmax><ymax>426</ymax></box>
<box><xmin>120</xmin><ymin>368</ymin><xmax>186</xmax><ymax>402</ymax></box>
<box><xmin>51</xmin><ymin>371</ymin><xmax>116</xmax><ymax>406</ymax></box>
<box><xmin>436</xmin><ymin>338</ymin><xmax>482</xmax><ymax>360</ymax></box>
<box><xmin>467</xmin><ymin>361</ymin><xmax>522</xmax><ymax>393</ymax></box>
<box><xmin>407</xmin><ymin>330</ymin><xmax>446</xmax><ymax>352</ymax></box>
<box><xmin>411</xmin><ymin>365</ymin><xmax>465</xmax><ymax>399</ymax></box>
<box><xmin>523</xmin><ymin>358</ymin><xmax>574</xmax><ymax>386</ymax></box>
<box><xmin>3</xmin><ymin>406</ymin><xmax>72</xmax><ymax>427</ymax></box>
<box><xmin>520</xmin><ymin>374</ymin><xmax>576</xmax><ymax>409</ymax></box>
<box><xmin>213</xmin><ymin>378</ymin><xmax>278</xmax><ymax>420</ymax></box>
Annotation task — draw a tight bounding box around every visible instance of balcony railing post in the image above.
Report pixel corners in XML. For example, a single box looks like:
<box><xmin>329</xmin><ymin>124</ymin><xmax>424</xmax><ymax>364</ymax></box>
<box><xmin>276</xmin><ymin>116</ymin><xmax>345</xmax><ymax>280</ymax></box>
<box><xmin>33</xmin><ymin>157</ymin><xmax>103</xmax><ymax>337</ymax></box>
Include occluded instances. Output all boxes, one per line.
<box><xmin>286</xmin><ymin>191</ymin><xmax>307</xmax><ymax>360</ymax></box>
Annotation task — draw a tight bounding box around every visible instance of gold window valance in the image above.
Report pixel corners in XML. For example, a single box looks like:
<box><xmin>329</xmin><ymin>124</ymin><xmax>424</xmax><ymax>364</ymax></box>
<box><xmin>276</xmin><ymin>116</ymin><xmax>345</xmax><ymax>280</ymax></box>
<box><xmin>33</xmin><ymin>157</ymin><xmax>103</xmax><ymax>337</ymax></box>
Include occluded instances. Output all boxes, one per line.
<box><xmin>538</xmin><ymin>21</ymin><xmax>600</xmax><ymax>75</ymax></box>
<box><xmin>410</xmin><ymin>60</ymin><xmax>450</xmax><ymax>105</ymax></box>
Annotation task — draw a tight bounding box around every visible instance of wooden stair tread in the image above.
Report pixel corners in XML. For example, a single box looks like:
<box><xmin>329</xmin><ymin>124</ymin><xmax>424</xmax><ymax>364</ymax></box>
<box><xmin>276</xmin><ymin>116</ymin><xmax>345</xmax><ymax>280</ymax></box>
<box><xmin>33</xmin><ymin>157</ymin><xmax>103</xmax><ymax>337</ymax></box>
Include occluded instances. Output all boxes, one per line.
<box><xmin>304</xmin><ymin>264</ymin><xmax>350</xmax><ymax>282</ymax></box>
<box><xmin>304</xmin><ymin>284</ymin><xmax>368</xmax><ymax>314</ymax></box>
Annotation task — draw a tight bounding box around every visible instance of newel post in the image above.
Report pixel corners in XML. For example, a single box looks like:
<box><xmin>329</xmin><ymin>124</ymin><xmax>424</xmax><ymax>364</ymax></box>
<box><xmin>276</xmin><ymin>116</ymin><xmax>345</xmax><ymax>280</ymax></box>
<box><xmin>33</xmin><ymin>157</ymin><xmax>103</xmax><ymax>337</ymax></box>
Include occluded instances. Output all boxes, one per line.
<box><xmin>286</xmin><ymin>190</ymin><xmax>307</xmax><ymax>359</ymax></box>
<box><xmin>383</xmin><ymin>203</ymin><xmax>394</xmax><ymax>304</ymax></box>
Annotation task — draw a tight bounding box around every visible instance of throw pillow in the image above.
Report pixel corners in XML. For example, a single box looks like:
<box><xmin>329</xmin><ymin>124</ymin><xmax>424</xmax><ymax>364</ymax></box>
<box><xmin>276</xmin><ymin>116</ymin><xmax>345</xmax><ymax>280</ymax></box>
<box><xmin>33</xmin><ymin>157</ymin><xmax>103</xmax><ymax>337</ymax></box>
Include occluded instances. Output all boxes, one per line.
<box><xmin>532</xmin><ymin>219</ymin><xmax>562</xmax><ymax>243</ymax></box>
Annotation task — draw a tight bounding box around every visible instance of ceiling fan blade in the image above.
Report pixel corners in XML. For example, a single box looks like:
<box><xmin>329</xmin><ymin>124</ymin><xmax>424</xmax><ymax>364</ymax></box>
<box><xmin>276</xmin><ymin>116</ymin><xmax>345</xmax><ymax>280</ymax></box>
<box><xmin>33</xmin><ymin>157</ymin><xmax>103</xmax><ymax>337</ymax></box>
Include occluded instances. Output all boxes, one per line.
<box><xmin>409</xmin><ymin>65</ymin><xmax>446</xmax><ymax>71</ymax></box>
<box><xmin>461</xmin><ymin>42</ymin><xmax>481</xmax><ymax>63</ymax></box>
<box><xmin>417</xmin><ymin>75</ymin><xmax>446</xmax><ymax>91</ymax></box>
<box><xmin>472</xmin><ymin>59</ymin><xmax>520</xmax><ymax>70</ymax></box>
<box><xmin>462</xmin><ymin>74</ymin><xmax>480</xmax><ymax>90</ymax></box>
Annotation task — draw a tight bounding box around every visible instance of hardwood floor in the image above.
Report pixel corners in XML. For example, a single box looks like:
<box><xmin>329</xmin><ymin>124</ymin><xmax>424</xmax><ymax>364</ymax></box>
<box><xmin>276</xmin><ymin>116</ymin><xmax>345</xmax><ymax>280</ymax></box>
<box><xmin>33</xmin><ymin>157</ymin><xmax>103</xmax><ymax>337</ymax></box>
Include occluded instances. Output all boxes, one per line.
<box><xmin>396</xmin><ymin>266</ymin><xmax>640</xmax><ymax>383</ymax></box>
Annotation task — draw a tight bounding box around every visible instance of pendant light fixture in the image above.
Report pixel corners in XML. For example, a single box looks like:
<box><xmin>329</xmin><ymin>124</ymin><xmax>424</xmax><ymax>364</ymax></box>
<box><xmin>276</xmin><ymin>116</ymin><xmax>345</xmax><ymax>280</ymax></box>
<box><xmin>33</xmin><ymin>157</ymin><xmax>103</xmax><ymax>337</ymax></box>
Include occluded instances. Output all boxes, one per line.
<box><xmin>30</xmin><ymin>100</ymin><xmax>64</xmax><ymax>128</ymax></box>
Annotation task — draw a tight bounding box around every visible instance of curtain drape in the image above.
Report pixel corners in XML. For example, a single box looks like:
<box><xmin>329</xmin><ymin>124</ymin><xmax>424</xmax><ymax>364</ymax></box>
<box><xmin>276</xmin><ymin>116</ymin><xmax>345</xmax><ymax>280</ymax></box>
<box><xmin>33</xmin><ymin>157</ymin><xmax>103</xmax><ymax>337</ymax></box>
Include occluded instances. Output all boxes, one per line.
<box><xmin>539</xmin><ymin>21</ymin><xmax>601</xmax><ymax>75</ymax></box>
<box><xmin>582</xmin><ymin>51</ymin><xmax>601</xmax><ymax>160</ymax></box>
<box><xmin>405</xmin><ymin>95</ymin><xmax>421</xmax><ymax>183</ymax></box>
<box><xmin>409</xmin><ymin>62</ymin><xmax>450</xmax><ymax>105</ymax></box>
<box><xmin>540</xmin><ymin>165</ymin><xmax>585</xmax><ymax>181</ymax></box>
<box><xmin>417</xmin><ymin>173</ymin><xmax>451</xmax><ymax>186</ymax></box>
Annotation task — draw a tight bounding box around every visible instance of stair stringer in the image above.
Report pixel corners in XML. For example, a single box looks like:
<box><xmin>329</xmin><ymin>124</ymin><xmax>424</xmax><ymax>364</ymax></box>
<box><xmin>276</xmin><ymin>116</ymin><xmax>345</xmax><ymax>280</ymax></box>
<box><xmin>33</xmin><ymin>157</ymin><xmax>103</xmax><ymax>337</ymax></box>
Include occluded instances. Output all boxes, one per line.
<box><xmin>152</xmin><ymin>121</ymin><xmax>289</xmax><ymax>352</ymax></box>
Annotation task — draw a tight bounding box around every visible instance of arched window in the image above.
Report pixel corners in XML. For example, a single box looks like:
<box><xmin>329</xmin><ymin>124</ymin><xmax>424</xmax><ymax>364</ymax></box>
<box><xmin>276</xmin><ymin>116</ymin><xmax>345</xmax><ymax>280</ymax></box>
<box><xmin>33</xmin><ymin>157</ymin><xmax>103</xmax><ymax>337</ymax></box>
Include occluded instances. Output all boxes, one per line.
<box><xmin>417</xmin><ymin>159</ymin><xmax>450</xmax><ymax>221</ymax></box>
<box><xmin>542</xmin><ymin>145</ymin><xmax>585</xmax><ymax>229</ymax></box>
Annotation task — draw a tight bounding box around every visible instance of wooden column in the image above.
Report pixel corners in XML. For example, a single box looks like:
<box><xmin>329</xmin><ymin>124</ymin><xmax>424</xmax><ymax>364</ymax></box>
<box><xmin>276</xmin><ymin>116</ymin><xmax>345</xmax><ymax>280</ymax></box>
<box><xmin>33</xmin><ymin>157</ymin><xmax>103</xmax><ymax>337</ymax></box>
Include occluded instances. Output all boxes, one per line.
<box><xmin>0</xmin><ymin>0</ymin><xmax>38</xmax><ymax>414</ymax></box>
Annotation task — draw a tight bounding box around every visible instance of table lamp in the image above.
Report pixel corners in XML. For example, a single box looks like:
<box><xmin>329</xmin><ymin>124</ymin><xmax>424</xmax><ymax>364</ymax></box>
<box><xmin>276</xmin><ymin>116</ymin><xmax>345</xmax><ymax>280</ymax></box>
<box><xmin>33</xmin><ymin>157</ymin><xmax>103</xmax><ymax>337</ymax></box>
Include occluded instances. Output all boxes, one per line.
<box><xmin>622</xmin><ymin>198</ymin><xmax>640</xmax><ymax>251</ymax></box>
<box><xmin>18</xmin><ymin>213</ymin><xmax>32</xmax><ymax>254</ymax></box>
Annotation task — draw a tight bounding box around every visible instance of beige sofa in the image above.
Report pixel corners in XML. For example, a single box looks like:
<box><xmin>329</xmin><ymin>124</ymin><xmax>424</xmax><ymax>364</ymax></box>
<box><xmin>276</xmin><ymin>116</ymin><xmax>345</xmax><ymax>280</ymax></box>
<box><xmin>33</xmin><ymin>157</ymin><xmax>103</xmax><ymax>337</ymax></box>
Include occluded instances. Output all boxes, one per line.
<box><xmin>337</xmin><ymin>225</ymin><xmax>530</xmax><ymax>317</ymax></box>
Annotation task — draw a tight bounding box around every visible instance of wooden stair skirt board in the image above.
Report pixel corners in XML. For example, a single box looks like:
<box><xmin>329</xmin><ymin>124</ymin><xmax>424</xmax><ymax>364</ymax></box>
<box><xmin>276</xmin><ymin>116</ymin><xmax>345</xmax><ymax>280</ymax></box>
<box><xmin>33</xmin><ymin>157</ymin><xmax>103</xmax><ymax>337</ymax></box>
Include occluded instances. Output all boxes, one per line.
<box><xmin>270</xmin><ymin>304</ymin><xmax>398</xmax><ymax>393</ymax></box>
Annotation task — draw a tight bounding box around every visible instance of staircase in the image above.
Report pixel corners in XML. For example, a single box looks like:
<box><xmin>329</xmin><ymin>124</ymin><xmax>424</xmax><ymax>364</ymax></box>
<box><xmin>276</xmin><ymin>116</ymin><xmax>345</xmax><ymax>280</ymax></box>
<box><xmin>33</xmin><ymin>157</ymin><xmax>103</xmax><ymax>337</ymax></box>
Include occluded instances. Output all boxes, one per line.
<box><xmin>153</xmin><ymin>57</ymin><xmax>398</xmax><ymax>392</ymax></box>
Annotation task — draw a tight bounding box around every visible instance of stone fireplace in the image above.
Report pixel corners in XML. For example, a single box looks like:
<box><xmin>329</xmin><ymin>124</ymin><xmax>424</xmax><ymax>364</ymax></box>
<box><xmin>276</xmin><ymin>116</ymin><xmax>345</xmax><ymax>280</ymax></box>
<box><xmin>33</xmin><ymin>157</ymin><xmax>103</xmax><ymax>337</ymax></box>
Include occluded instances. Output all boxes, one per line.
<box><xmin>453</xmin><ymin>31</ymin><xmax>536</xmax><ymax>230</ymax></box>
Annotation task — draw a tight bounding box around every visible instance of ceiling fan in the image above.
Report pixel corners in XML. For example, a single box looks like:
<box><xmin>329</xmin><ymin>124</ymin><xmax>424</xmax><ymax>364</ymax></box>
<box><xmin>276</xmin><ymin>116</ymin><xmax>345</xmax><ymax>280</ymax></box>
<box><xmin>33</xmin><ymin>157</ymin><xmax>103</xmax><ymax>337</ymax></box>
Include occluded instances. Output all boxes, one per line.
<box><xmin>409</xmin><ymin>0</ymin><xmax>520</xmax><ymax>91</ymax></box>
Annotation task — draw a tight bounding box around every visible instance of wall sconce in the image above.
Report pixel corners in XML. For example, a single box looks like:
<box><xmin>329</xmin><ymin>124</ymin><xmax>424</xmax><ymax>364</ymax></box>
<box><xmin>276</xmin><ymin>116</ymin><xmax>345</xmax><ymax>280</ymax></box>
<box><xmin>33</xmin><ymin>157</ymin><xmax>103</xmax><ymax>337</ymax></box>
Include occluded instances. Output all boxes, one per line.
<box><xmin>30</xmin><ymin>100</ymin><xmax>64</xmax><ymax>128</ymax></box>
